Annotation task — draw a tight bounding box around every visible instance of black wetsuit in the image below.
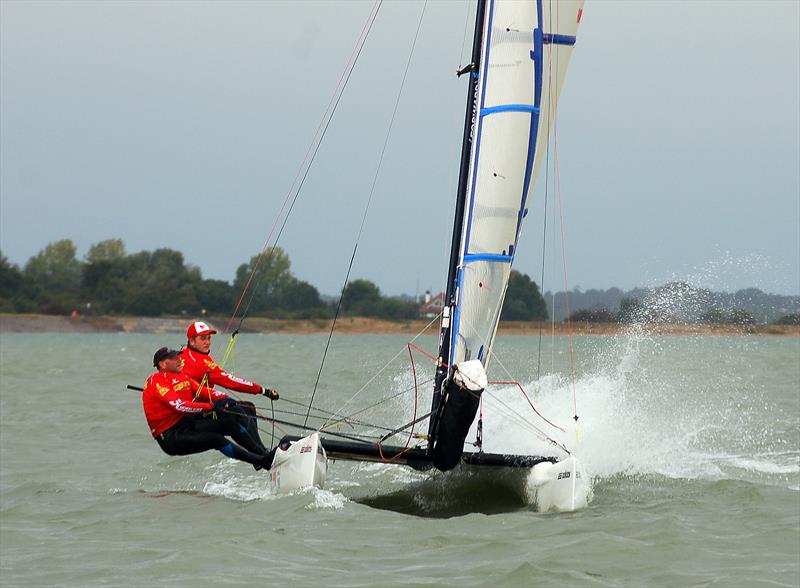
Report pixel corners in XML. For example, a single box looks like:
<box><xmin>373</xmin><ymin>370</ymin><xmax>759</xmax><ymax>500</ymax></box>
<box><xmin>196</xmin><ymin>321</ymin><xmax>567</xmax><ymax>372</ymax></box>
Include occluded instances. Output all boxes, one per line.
<box><xmin>156</xmin><ymin>411</ymin><xmax>275</xmax><ymax>470</ymax></box>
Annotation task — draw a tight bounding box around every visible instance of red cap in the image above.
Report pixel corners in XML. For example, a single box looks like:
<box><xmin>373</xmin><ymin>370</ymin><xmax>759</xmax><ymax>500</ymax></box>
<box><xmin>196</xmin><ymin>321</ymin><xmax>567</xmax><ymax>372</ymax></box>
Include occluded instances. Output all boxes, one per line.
<box><xmin>187</xmin><ymin>321</ymin><xmax>217</xmax><ymax>338</ymax></box>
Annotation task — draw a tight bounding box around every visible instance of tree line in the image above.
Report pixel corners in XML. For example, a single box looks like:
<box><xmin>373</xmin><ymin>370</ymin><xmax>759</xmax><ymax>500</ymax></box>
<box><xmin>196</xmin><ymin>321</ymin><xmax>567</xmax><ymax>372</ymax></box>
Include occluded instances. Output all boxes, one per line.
<box><xmin>566</xmin><ymin>291</ymin><xmax>799</xmax><ymax>326</ymax></box>
<box><xmin>0</xmin><ymin>239</ymin><xmax>549</xmax><ymax>321</ymax></box>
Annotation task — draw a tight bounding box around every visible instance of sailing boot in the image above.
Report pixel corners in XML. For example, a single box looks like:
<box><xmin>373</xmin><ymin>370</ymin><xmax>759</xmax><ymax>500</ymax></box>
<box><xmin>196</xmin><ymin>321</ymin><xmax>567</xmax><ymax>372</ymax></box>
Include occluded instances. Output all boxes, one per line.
<box><xmin>218</xmin><ymin>442</ymin><xmax>272</xmax><ymax>471</ymax></box>
<box><xmin>257</xmin><ymin>447</ymin><xmax>278</xmax><ymax>471</ymax></box>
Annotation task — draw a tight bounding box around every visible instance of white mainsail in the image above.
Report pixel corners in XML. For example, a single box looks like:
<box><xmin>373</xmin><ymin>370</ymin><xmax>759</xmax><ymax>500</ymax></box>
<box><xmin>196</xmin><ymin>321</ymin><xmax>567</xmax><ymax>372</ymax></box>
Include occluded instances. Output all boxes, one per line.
<box><xmin>450</xmin><ymin>0</ymin><xmax>584</xmax><ymax>368</ymax></box>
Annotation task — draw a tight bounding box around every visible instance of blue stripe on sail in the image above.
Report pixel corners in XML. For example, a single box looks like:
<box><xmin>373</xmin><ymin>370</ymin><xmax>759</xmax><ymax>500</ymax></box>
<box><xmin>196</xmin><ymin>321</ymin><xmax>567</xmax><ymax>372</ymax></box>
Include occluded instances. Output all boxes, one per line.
<box><xmin>536</xmin><ymin>0</ymin><xmax>543</xmax><ymax>27</ymax></box>
<box><xmin>463</xmin><ymin>253</ymin><xmax>513</xmax><ymax>264</ymax></box>
<box><xmin>452</xmin><ymin>0</ymin><xmax>495</xmax><ymax>366</ymax></box>
<box><xmin>515</xmin><ymin>5</ymin><xmax>545</xmax><ymax>246</ymax></box>
<box><xmin>480</xmin><ymin>104</ymin><xmax>540</xmax><ymax>117</ymax></box>
<box><xmin>543</xmin><ymin>33</ymin><xmax>576</xmax><ymax>46</ymax></box>
<box><xmin>450</xmin><ymin>265</ymin><xmax>465</xmax><ymax>365</ymax></box>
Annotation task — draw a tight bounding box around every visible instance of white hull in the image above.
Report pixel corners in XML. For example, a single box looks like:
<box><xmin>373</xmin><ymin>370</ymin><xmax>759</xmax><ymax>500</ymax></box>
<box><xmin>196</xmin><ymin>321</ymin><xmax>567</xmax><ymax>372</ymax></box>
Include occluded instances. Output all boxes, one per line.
<box><xmin>529</xmin><ymin>456</ymin><xmax>590</xmax><ymax>512</ymax></box>
<box><xmin>453</xmin><ymin>456</ymin><xmax>589</xmax><ymax>512</ymax></box>
<box><xmin>270</xmin><ymin>432</ymin><xmax>327</xmax><ymax>494</ymax></box>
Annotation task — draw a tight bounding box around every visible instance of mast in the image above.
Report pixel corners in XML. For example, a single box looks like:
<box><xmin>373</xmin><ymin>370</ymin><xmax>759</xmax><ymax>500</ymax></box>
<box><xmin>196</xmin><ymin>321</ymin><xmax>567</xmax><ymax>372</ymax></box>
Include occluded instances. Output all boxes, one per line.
<box><xmin>428</xmin><ymin>0</ymin><xmax>488</xmax><ymax>447</ymax></box>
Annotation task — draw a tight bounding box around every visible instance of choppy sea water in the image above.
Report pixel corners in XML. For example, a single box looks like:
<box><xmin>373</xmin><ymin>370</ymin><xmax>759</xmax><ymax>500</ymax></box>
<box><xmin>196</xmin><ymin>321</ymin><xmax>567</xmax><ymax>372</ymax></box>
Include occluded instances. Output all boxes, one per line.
<box><xmin>0</xmin><ymin>331</ymin><xmax>798</xmax><ymax>587</ymax></box>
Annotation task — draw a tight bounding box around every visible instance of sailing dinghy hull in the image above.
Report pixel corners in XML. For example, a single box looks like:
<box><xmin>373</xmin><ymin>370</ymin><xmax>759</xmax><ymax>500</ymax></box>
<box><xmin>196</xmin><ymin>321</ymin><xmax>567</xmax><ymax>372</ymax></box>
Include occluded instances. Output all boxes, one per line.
<box><xmin>282</xmin><ymin>435</ymin><xmax>588</xmax><ymax>511</ymax></box>
<box><xmin>529</xmin><ymin>456</ymin><xmax>589</xmax><ymax>512</ymax></box>
<box><xmin>270</xmin><ymin>432</ymin><xmax>327</xmax><ymax>494</ymax></box>
<box><xmin>447</xmin><ymin>456</ymin><xmax>588</xmax><ymax>513</ymax></box>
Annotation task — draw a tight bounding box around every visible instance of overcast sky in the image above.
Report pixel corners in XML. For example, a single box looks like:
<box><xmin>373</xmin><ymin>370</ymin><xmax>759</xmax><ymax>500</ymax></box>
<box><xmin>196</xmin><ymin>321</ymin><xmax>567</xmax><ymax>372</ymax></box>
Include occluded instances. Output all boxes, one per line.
<box><xmin>2</xmin><ymin>0</ymin><xmax>798</xmax><ymax>296</ymax></box>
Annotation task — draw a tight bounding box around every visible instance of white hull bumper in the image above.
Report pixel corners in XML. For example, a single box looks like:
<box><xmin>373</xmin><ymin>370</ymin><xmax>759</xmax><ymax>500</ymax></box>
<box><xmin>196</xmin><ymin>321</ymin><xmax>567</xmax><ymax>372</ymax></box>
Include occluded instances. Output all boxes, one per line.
<box><xmin>530</xmin><ymin>456</ymin><xmax>589</xmax><ymax>512</ymax></box>
<box><xmin>270</xmin><ymin>432</ymin><xmax>328</xmax><ymax>494</ymax></box>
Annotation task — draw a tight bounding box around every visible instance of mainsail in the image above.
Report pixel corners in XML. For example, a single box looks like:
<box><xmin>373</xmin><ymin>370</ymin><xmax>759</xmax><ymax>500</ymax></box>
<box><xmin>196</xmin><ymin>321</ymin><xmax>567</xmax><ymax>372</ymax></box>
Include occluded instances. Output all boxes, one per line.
<box><xmin>452</xmin><ymin>0</ymin><xmax>583</xmax><ymax>368</ymax></box>
<box><xmin>430</xmin><ymin>0</ymin><xmax>584</xmax><ymax>463</ymax></box>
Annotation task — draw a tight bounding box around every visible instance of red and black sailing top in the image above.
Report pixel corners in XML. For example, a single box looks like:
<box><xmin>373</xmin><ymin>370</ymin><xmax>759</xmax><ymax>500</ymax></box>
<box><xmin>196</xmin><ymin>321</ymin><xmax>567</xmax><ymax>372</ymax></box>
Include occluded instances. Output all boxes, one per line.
<box><xmin>142</xmin><ymin>371</ymin><xmax>214</xmax><ymax>437</ymax></box>
<box><xmin>178</xmin><ymin>347</ymin><xmax>262</xmax><ymax>395</ymax></box>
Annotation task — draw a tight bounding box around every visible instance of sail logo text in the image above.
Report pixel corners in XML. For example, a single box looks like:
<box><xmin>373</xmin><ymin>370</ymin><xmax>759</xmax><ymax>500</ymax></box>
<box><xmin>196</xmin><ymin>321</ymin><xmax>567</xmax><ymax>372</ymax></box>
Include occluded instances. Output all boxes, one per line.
<box><xmin>469</xmin><ymin>83</ymin><xmax>479</xmax><ymax>142</ymax></box>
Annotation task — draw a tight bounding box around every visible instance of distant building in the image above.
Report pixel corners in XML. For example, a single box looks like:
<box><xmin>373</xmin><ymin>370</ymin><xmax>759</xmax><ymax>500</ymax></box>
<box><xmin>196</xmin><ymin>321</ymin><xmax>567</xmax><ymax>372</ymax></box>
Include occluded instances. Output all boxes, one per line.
<box><xmin>419</xmin><ymin>291</ymin><xmax>445</xmax><ymax>318</ymax></box>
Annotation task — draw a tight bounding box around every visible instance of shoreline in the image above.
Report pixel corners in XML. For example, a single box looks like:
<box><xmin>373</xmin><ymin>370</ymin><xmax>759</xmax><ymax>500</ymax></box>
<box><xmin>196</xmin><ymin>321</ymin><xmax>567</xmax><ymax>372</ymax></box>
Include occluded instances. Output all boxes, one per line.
<box><xmin>1</xmin><ymin>313</ymin><xmax>797</xmax><ymax>336</ymax></box>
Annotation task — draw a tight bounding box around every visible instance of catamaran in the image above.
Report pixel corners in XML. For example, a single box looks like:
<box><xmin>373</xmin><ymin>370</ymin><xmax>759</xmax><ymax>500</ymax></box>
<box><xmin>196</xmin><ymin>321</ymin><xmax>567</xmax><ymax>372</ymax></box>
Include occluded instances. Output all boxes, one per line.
<box><xmin>267</xmin><ymin>0</ymin><xmax>590</xmax><ymax>512</ymax></box>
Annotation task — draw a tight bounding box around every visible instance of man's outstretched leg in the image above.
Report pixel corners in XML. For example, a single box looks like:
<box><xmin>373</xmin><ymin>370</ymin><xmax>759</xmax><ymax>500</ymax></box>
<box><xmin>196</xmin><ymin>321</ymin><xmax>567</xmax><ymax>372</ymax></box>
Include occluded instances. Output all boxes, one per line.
<box><xmin>218</xmin><ymin>441</ymin><xmax>276</xmax><ymax>470</ymax></box>
<box><xmin>225</xmin><ymin>400</ymin><xmax>268</xmax><ymax>454</ymax></box>
<box><xmin>158</xmin><ymin>414</ymin><xmax>275</xmax><ymax>470</ymax></box>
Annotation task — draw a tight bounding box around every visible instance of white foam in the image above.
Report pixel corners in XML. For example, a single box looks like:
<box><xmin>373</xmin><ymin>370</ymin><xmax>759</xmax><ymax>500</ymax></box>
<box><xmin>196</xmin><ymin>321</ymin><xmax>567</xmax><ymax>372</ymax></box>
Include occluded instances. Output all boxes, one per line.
<box><xmin>475</xmin><ymin>323</ymin><xmax>797</xmax><ymax>487</ymax></box>
<box><xmin>724</xmin><ymin>456</ymin><xmax>800</xmax><ymax>475</ymax></box>
<box><xmin>201</xmin><ymin>460</ymin><xmax>276</xmax><ymax>501</ymax></box>
<box><xmin>304</xmin><ymin>487</ymin><xmax>349</xmax><ymax>510</ymax></box>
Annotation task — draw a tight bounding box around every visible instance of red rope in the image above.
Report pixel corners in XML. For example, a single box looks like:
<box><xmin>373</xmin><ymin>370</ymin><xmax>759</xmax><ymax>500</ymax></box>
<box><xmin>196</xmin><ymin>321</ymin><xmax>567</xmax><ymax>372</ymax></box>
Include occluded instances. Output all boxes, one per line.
<box><xmin>408</xmin><ymin>342</ymin><xmax>448</xmax><ymax>369</ymax></box>
<box><xmin>408</xmin><ymin>342</ymin><xmax>564</xmax><ymax>435</ymax></box>
<box><xmin>406</xmin><ymin>343</ymin><xmax>419</xmax><ymax>445</ymax></box>
<box><xmin>488</xmin><ymin>380</ymin><xmax>565</xmax><ymax>432</ymax></box>
<box><xmin>376</xmin><ymin>343</ymin><xmax>422</xmax><ymax>462</ymax></box>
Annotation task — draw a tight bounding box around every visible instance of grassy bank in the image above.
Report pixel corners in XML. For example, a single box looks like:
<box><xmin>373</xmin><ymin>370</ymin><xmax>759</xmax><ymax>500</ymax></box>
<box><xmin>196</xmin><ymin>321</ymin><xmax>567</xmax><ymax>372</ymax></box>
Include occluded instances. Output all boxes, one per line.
<box><xmin>1</xmin><ymin>313</ymin><xmax>798</xmax><ymax>336</ymax></box>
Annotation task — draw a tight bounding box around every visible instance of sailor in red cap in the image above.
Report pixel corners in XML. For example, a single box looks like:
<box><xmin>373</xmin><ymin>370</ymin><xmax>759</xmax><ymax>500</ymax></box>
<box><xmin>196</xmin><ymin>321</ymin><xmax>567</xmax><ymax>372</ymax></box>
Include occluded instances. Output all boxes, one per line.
<box><xmin>179</xmin><ymin>321</ymin><xmax>277</xmax><ymax>454</ymax></box>
<box><xmin>142</xmin><ymin>347</ymin><xmax>276</xmax><ymax>470</ymax></box>
<box><xmin>181</xmin><ymin>321</ymin><xmax>276</xmax><ymax>397</ymax></box>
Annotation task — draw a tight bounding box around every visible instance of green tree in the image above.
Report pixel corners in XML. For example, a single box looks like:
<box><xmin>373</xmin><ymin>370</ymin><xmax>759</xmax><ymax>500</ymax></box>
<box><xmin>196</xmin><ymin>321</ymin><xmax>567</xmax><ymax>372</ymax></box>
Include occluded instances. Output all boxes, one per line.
<box><xmin>195</xmin><ymin>279</ymin><xmax>235</xmax><ymax>314</ymax></box>
<box><xmin>86</xmin><ymin>239</ymin><xmax>127</xmax><ymax>264</ymax></box>
<box><xmin>0</xmin><ymin>252</ymin><xmax>23</xmax><ymax>311</ymax></box>
<box><xmin>728</xmin><ymin>308</ymin><xmax>755</xmax><ymax>325</ymax></box>
<box><xmin>378</xmin><ymin>297</ymin><xmax>418</xmax><ymax>320</ymax></box>
<box><xmin>82</xmin><ymin>256</ymin><xmax>129</xmax><ymax>313</ymax></box>
<box><xmin>700</xmin><ymin>308</ymin><xmax>727</xmax><ymax>324</ymax></box>
<box><xmin>341</xmin><ymin>279</ymin><xmax>382</xmax><ymax>315</ymax></box>
<box><xmin>617</xmin><ymin>297</ymin><xmax>644</xmax><ymax>323</ymax></box>
<box><xmin>568</xmin><ymin>308</ymin><xmax>615</xmax><ymax>323</ymax></box>
<box><xmin>81</xmin><ymin>239</ymin><xmax>131</xmax><ymax>313</ymax></box>
<box><xmin>773</xmin><ymin>313</ymin><xmax>800</xmax><ymax>325</ymax></box>
<box><xmin>500</xmin><ymin>270</ymin><xmax>547</xmax><ymax>321</ymax></box>
<box><xmin>122</xmin><ymin>249</ymin><xmax>201</xmax><ymax>315</ymax></box>
<box><xmin>276</xmin><ymin>279</ymin><xmax>325</xmax><ymax>313</ymax></box>
<box><xmin>24</xmin><ymin>239</ymin><xmax>83</xmax><ymax>313</ymax></box>
<box><xmin>232</xmin><ymin>248</ymin><xmax>293</xmax><ymax>315</ymax></box>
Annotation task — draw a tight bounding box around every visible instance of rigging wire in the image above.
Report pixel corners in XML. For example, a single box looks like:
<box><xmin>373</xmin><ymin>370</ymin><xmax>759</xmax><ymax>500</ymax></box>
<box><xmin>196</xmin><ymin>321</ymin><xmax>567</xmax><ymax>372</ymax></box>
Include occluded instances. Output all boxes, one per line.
<box><xmin>303</xmin><ymin>1</ymin><xmax>430</xmax><ymax>429</ymax></box>
<box><xmin>279</xmin><ymin>397</ymin><xmax>397</xmax><ymax>432</ymax></box>
<box><xmin>449</xmin><ymin>300</ymin><xmax>564</xmax><ymax>433</ymax></box>
<box><xmin>545</xmin><ymin>0</ymin><xmax>579</xmax><ymax>424</ymax></box>
<box><xmin>457</xmin><ymin>0</ymin><xmax>472</xmax><ymax>68</ymax></box>
<box><xmin>221</xmin><ymin>1</ymin><xmax>580</xmax><ymax>457</ymax></box>
<box><xmin>223</xmin><ymin>0</ymin><xmax>384</xmax><ymax>336</ymax></box>
<box><xmin>533</xmin><ymin>0</ymin><xmax>579</xmax><ymax>426</ymax></box>
<box><xmin>479</xmin><ymin>388</ymin><xmax>570</xmax><ymax>454</ymax></box>
<box><xmin>396</xmin><ymin>348</ymin><xmax>570</xmax><ymax>453</ymax></box>
<box><xmin>319</xmin><ymin>312</ymin><xmax>441</xmax><ymax>431</ymax></box>
<box><xmin>223</xmin><ymin>374</ymin><xmax>435</xmax><ymax>440</ymax></box>
<box><xmin>221</xmin><ymin>315</ymin><xmax>439</xmax><ymax>442</ymax></box>
<box><xmin>452</xmin><ymin>314</ymin><xmax>566</xmax><ymax>446</ymax></box>
<box><xmin>535</xmin><ymin>22</ymin><xmax>553</xmax><ymax>383</ymax></box>
<box><xmin>320</xmin><ymin>378</ymin><xmax>435</xmax><ymax>435</ymax></box>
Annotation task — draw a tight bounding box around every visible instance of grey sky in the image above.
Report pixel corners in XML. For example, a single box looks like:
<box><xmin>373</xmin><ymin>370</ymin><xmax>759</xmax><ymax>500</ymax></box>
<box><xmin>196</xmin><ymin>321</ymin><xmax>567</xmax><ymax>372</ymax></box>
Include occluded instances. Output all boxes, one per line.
<box><xmin>1</xmin><ymin>0</ymin><xmax>798</xmax><ymax>296</ymax></box>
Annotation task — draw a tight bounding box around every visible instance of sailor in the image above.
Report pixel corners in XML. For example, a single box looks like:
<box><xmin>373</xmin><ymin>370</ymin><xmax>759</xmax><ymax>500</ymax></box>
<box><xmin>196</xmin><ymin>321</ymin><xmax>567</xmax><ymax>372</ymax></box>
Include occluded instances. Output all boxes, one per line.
<box><xmin>179</xmin><ymin>320</ymin><xmax>278</xmax><ymax>453</ymax></box>
<box><xmin>180</xmin><ymin>321</ymin><xmax>277</xmax><ymax>397</ymax></box>
<box><xmin>143</xmin><ymin>347</ymin><xmax>277</xmax><ymax>470</ymax></box>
